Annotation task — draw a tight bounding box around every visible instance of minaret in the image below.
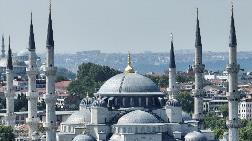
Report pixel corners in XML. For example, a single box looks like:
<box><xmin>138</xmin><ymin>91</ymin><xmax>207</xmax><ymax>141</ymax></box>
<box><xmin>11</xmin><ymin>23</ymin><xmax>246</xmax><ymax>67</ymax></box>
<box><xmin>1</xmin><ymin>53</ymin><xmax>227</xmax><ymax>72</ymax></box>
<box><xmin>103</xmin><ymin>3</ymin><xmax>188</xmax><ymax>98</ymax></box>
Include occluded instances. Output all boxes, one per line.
<box><xmin>226</xmin><ymin>5</ymin><xmax>241</xmax><ymax>141</ymax></box>
<box><xmin>167</xmin><ymin>33</ymin><xmax>177</xmax><ymax>99</ymax></box>
<box><xmin>192</xmin><ymin>8</ymin><xmax>205</xmax><ymax>126</ymax></box>
<box><xmin>43</xmin><ymin>2</ymin><xmax>57</xmax><ymax>141</ymax></box>
<box><xmin>1</xmin><ymin>35</ymin><xmax>5</xmax><ymax>58</ymax></box>
<box><xmin>4</xmin><ymin>36</ymin><xmax>15</xmax><ymax>127</ymax></box>
<box><xmin>26</xmin><ymin>13</ymin><xmax>39</xmax><ymax>140</ymax></box>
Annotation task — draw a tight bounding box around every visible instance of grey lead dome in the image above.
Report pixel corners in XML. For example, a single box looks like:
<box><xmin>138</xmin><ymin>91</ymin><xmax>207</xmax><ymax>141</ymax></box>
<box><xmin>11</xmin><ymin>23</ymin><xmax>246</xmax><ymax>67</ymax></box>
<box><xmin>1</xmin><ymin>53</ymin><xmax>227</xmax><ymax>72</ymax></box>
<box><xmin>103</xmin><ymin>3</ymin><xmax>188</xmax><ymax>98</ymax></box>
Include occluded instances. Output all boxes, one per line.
<box><xmin>97</xmin><ymin>73</ymin><xmax>160</xmax><ymax>94</ymax></box>
<box><xmin>184</xmin><ymin>131</ymin><xmax>207</xmax><ymax>141</ymax></box>
<box><xmin>72</xmin><ymin>134</ymin><xmax>95</xmax><ymax>141</ymax></box>
<box><xmin>117</xmin><ymin>110</ymin><xmax>160</xmax><ymax>124</ymax></box>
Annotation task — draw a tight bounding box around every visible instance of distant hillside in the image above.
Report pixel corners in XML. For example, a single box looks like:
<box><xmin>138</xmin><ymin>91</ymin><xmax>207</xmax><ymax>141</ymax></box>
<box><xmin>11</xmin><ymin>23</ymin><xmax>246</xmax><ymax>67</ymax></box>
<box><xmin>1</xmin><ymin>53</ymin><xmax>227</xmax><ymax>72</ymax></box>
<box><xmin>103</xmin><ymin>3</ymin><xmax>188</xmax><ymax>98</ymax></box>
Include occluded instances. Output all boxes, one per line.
<box><xmin>39</xmin><ymin>50</ymin><xmax>252</xmax><ymax>74</ymax></box>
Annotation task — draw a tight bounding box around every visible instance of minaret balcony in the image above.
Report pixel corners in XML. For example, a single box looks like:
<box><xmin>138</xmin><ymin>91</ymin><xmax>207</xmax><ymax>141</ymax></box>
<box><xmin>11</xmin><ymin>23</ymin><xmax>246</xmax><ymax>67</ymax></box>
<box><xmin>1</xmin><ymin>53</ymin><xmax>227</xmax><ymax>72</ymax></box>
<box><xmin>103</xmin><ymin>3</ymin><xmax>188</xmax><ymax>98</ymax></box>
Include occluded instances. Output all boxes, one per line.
<box><xmin>26</xmin><ymin>117</ymin><xmax>40</xmax><ymax>125</ymax></box>
<box><xmin>43</xmin><ymin>94</ymin><xmax>57</xmax><ymax>103</ymax></box>
<box><xmin>45</xmin><ymin>67</ymin><xmax>57</xmax><ymax>76</ymax></box>
<box><xmin>193</xmin><ymin>64</ymin><xmax>205</xmax><ymax>73</ymax></box>
<box><xmin>43</xmin><ymin>122</ymin><xmax>57</xmax><ymax>129</ymax></box>
<box><xmin>26</xmin><ymin>92</ymin><xmax>39</xmax><ymax>99</ymax></box>
<box><xmin>226</xmin><ymin>119</ymin><xmax>242</xmax><ymax>128</ymax></box>
<box><xmin>226</xmin><ymin>64</ymin><xmax>240</xmax><ymax>73</ymax></box>
<box><xmin>192</xmin><ymin>89</ymin><xmax>205</xmax><ymax>97</ymax></box>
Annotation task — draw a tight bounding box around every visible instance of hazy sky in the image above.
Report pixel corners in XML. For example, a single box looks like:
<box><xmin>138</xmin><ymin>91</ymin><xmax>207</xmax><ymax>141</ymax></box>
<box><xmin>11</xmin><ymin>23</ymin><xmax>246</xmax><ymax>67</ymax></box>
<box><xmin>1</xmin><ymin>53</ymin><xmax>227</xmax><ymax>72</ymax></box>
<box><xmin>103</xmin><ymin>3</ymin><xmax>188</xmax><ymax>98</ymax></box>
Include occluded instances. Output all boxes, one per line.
<box><xmin>0</xmin><ymin>0</ymin><xmax>251</xmax><ymax>54</ymax></box>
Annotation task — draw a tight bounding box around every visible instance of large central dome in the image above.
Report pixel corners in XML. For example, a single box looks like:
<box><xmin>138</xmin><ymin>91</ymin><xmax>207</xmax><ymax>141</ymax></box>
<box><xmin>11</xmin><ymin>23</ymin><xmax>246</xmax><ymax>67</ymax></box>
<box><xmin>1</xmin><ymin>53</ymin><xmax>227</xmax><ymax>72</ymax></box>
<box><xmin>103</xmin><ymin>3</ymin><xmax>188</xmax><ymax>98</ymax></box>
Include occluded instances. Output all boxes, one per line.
<box><xmin>97</xmin><ymin>73</ymin><xmax>161</xmax><ymax>95</ymax></box>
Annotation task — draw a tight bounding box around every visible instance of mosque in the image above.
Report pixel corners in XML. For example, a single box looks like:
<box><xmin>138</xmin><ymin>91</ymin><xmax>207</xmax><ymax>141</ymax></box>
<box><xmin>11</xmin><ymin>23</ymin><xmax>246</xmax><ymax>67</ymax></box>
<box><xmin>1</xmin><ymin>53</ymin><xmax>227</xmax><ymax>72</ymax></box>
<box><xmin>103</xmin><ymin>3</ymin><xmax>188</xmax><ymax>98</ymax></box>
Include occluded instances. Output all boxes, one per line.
<box><xmin>2</xmin><ymin>2</ymin><xmax>241</xmax><ymax>141</ymax></box>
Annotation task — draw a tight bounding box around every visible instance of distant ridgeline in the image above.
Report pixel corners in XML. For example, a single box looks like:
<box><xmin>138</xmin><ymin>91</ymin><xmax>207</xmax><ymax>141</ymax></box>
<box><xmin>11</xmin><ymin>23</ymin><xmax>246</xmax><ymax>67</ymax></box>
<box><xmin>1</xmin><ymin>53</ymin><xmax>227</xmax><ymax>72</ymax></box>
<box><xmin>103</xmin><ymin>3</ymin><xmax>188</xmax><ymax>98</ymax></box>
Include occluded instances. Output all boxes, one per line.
<box><xmin>52</xmin><ymin>51</ymin><xmax>252</xmax><ymax>74</ymax></box>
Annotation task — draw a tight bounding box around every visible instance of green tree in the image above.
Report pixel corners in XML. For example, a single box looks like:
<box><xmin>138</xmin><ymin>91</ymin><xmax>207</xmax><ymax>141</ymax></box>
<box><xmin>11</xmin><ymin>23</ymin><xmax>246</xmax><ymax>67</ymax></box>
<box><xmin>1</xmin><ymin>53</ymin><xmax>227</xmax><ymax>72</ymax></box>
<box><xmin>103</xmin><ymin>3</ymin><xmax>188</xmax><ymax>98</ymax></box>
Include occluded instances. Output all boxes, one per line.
<box><xmin>240</xmin><ymin>121</ymin><xmax>252</xmax><ymax>141</ymax></box>
<box><xmin>56</xmin><ymin>67</ymin><xmax>76</xmax><ymax>80</ymax></box>
<box><xmin>176</xmin><ymin>91</ymin><xmax>194</xmax><ymax>113</ymax></box>
<box><xmin>14</xmin><ymin>93</ymin><xmax>28</xmax><ymax>112</ymax></box>
<box><xmin>203</xmin><ymin>113</ymin><xmax>227</xmax><ymax>139</ymax></box>
<box><xmin>0</xmin><ymin>125</ymin><xmax>15</xmax><ymax>141</ymax></box>
<box><xmin>220</xmin><ymin>104</ymin><xmax>228</xmax><ymax>118</ymax></box>
<box><xmin>67</xmin><ymin>63</ymin><xmax>120</xmax><ymax>98</ymax></box>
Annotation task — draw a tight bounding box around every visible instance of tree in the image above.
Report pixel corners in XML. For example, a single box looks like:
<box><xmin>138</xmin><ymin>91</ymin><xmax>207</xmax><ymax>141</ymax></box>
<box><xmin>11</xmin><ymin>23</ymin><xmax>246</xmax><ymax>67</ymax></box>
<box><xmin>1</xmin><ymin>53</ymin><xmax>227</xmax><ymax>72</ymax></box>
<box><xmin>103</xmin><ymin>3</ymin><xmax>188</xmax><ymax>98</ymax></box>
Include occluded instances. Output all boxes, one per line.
<box><xmin>14</xmin><ymin>93</ymin><xmax>28</xmax><ymax>112</ymax></box>
<box><xmin>56</xmin><ymin>67</ymin><xmax>76</xmax><ymax>80</ymax></box>
<box><xmin>220</xmin><ymin>104</ymin><xmax>228</xmax><ymax>118</ymax></box>
<box><xmin>240</xmin><ymin>121</ymin><xmax>252</xmax><ymax>141</ymax></box>
<box><xmin>176</xmin><ymin>91</ymin><xmax>194</xmax><ymax>113</ymax></box>
<box><xmin>203</xmin><ymin>113</ymin><xmax>227</xmax><ymax>139</ymax></box>
<box><xmin>0</xmin><ymin>125</ymin><xmax>15</xmax><ymax>141</ymax></box>
<box><xmin>67</xmin><ymin>63</ymin><xmax>121</xmax><ymax>98</ymax></box>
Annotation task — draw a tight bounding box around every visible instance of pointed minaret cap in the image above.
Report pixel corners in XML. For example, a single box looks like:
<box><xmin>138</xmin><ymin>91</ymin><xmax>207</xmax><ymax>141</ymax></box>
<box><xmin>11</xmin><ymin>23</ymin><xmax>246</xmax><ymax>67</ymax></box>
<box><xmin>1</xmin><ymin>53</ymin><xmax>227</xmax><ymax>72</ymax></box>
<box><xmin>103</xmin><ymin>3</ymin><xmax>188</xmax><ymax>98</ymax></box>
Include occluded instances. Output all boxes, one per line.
<box><xmin>29</xmin><ymin>12</ymin><xmax>36</xmax><ymax>51</ymax></box>
<box><xmin>169</xmin><ymin>33</ymin><xmax>176</xmax><ymax>68</ymax></box>
<box><xmin>124</xmin><ymin>52</ymin><xmax>135</xmax><ymax>73</ymax></box>
<box><xmin>46</xmin><ymin>0</ymin><xmax>54</xmax><ymax>48</ymax></box>
<box><xmin>7</xmin><ymin>36</ymin><xmax>13</xmax><ymax>70</ymax></box>
<box><xmin>229</xmin><ymin>3</ymin><xmax>237</xmax><ymax>47</ymax></box>
<box><xmin>195</xmin><ymin>8</ymin><xmax>202</xmax><ymax>47</ymax></box>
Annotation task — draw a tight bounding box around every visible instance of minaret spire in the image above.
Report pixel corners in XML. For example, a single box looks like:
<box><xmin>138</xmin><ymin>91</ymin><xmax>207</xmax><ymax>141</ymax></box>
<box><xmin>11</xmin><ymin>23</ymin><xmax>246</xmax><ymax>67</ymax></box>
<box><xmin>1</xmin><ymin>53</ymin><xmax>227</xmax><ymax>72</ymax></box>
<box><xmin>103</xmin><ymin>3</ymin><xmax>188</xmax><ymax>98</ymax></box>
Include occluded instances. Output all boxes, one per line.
<box><xmin>1</xmin><ymin>35</ymin><xmax>5</xmax><ymax>58</ymax></box>
<box><xmin>169</xmin><ymin>33</ymin><xmax>176</xmax><ymax>68</ymax></box>
<box><xmin>192</xmin><ymin>8</ymin><xmax>205</xmax><ymax>129</ymax></box>
<box><xmin>29</xmin><ymin>12</ymin><xmax>36</xmax><ymax>51</ymax></box>
<box><xmin>26</xmin><ymin>12</ymin><xmax>40</xmax><ymax>140</ymax></box>
<box><xmin>195</xmin><ymin>8</ymin><xmax>202</xmax><ymax>47</ymax></box>
<box><xmin>229</xmin><ymin>4</ymin><xmax>237</xmax><ymax>47</ymax></box>
<box><xmin>7</xmin><ymin>36</ymin><xmax>13</xmax><ymax>70</ymax></box>
<box><xmin>226</xmin><ymin>3</ymin><xmax>241</xmax><ymax>141</ymax></box>
<box><xmin>47</xmin><ymin>0</ymin><xmax>54</xmax><ymax>48</ymax></box>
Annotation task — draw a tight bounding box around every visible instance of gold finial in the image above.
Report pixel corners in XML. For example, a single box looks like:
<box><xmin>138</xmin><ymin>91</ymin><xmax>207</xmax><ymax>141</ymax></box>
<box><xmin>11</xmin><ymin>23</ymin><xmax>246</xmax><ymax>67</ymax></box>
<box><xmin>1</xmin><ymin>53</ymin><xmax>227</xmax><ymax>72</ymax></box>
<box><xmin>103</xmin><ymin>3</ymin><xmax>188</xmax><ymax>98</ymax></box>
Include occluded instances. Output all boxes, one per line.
<box><xmin>124</xmin><ymin>52</ymin><xmax>135</xmax><ymax>73</ymax></box>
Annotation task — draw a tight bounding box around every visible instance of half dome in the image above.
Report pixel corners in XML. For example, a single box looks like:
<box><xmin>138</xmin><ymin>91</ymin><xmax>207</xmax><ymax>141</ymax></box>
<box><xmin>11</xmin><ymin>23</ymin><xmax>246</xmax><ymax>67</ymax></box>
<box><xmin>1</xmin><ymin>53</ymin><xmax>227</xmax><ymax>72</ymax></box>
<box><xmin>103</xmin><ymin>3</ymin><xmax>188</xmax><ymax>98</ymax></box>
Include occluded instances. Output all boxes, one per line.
<box><xmin>64</xmin><ymin>109</ymin><xmax>91</xmax><ymax>124</ymax></box>
<box><xmin>117</xmin><ymin>110</ymin><xmax>160</xmax><ymax>124</ymax></box>
<box><xmin>72</xmin><ymin>134</ymin><xmax>95</xmax><ymax>141</ymax></box>
<box><xmin>184</xmin><ymin>131</ymin><xmax>207</xmax><ymax>141</ymax></box>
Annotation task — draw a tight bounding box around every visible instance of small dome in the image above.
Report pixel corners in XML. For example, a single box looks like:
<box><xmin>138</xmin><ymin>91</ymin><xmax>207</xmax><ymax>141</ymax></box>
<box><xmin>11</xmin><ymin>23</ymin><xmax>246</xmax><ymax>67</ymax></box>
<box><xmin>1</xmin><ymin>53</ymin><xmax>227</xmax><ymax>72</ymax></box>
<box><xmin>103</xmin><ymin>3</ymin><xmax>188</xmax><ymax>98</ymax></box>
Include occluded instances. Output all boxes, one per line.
<box><xmin>97</xmin><ymin>73</ymin><xmax>160</xmax><ymax>94</ymax></box>
<box><xmin>117</xmin><ymin>110</ymin><xmax>160</xmax><ymax>124</ymax></box>
<box><xmin>72</xmin><ymin>134</ymin><xmax>95</xmax><ymax>141</ymax></box>
<box><xmin>184</xmin><ymin>131</ymin><xmax>207</xmax><ymax>141</ymax></box>
<box><xmin>166</xmin><ymin>99</ymin><xmax>181</xmax><ymax>107</ymax></box>
<box><xmin>64</xmin><ymin>109</ymin><xmax>91</xmax><ymax>124</ymax></box>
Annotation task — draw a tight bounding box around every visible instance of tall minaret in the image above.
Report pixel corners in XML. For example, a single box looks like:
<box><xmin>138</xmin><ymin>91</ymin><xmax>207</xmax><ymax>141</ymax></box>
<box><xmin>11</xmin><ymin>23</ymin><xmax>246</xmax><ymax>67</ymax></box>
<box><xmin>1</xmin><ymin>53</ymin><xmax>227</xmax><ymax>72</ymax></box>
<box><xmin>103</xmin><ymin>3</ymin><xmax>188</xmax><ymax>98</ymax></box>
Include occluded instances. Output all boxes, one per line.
<box><xmin>1</xmin><ymin>35</ymin><xmax>5</xmax><ymax>58</ymax></box>
<box><xmin>192</xmin><ymin>8</ymin><xmax>205</xmax><ymax>126</ymax></box>
<box><xmin>26</xmin><ymin>13</ymin><xmax>39</xmax><ymax>140</ymax></box>
<box><xmin>226</xmin><ymin>5</ymin><xmax>241</xmax><ymax>141</ymax></box>
<box><xmin>43</xmin><ymin>2</ymin><xmax>57</xmax><ymax>141</ymax></box>
<box><xmin>4</xmin><ymin>36</ymin><xmax>15</xmax><ymax>127</ymax></box>
<box><xmin>167</xmin><ymin>33</ymin><xmax>177</xmax><ymax>99</ymax></box>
